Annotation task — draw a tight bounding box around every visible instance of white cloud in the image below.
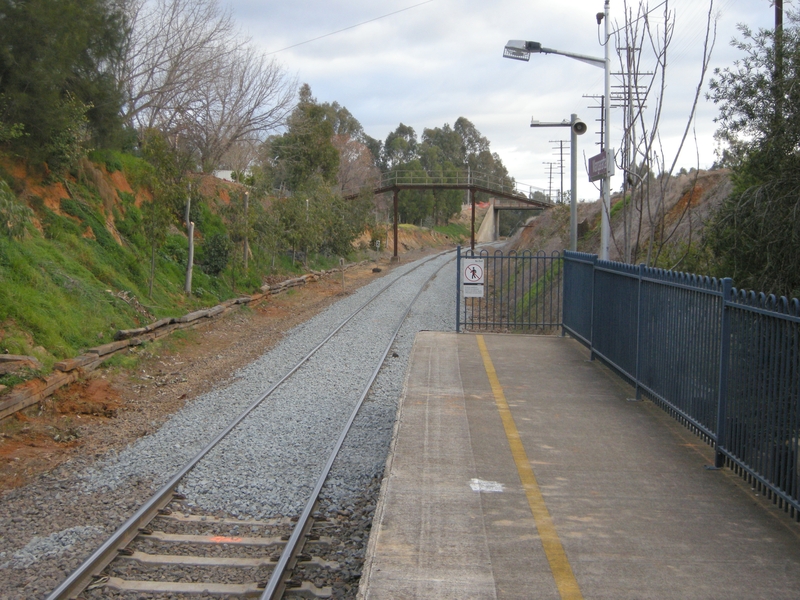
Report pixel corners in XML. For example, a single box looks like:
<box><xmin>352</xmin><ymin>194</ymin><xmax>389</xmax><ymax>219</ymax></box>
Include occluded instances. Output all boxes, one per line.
<box><xmin>225</xmin><ymin>0</ymin><xmax>776</xmax><ymax>197</ymax></box>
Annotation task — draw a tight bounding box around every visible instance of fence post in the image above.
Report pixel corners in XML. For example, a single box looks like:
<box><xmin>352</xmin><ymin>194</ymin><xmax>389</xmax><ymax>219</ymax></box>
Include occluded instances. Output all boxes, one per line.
<box><xmin>561</xmin><ymin>253</ymin><xmax>567</xmax><ymax>337</ymax></box>
<box><xmin>456</xmin><ymin>245</ymin><xmax>461</xmax><ymax>333</ymax></box>
<box><xmin>590</xmin><ymin>259</ymin><xmax>597</xmax><ymax>361</ymax></box>
<box><xmin>714</xmin><ymin>277</ymin><xmax>733</xmax><ymax>468</ymax></box>
<box><xmin>635</xmin><ymin>263</ymin><xmax>645</xmax><ymax>399</ymax></box>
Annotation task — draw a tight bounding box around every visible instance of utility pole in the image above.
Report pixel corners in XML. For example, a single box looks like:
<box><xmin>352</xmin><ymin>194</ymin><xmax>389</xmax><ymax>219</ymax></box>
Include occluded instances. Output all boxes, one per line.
<box><xmin>543</xmin><ymin>161</ymin><xmax>556</xmax><ymax>202</ymax></box>
<box><xmin>612</xmin><ymin>45</ymin><xmax>644</xmax><ymax>263</ymax></box>
<box><xmin>550</xmin><ymin>140</ymin><xmax>567</xmax><ymax>204</ymax></box>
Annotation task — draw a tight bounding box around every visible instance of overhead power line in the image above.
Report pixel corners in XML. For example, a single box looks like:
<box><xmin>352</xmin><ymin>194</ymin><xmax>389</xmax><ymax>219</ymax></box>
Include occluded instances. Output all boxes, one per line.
<box><xmin>266</xmin><ymin>0</ymin><xmax>436</xmax><ymax>56</ymax></box>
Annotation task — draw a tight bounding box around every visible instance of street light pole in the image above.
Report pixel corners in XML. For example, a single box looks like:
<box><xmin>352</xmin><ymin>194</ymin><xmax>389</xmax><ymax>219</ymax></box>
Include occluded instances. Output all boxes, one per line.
<box><xmin>504</xmin><ymin>1</ymin><xmax>613</xmax><ymax>259</ymax></box>
<box><xmin>601</xmin><ymin>0</ymin><xmax>611</xmax><ymax>261</ymax></box>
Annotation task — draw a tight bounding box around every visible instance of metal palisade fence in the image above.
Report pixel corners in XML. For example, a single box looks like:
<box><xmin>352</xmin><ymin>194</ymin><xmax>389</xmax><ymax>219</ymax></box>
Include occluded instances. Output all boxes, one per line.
<box><xmin>563</xmin><ymin>250</ymin><xmax>800</xmax><ymax>518</ymax></box>
<box><xmin>456</xmin><ymin>246</ymin><xmax>562</xmax><ymax>333</ymax></box>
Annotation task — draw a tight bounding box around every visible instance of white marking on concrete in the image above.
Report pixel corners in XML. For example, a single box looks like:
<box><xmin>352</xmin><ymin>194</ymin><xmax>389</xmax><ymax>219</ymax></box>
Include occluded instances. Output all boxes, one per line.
<box><xmin>469</xmin><ymin>478</ymin><xmax>505</xmax><ymax>493</ymax></box>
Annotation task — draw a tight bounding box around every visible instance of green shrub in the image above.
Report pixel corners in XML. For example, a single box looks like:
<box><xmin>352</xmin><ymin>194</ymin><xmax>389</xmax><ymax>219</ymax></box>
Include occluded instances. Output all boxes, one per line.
<box><xmin>201</xmin><ymin>232</ymin><xmax>231</xmax><ymax>275</ymax></box>
<box><xmin>0</xmin><ymin>180</ymin><xmax>33</xmax><ymax>238</ymax></box>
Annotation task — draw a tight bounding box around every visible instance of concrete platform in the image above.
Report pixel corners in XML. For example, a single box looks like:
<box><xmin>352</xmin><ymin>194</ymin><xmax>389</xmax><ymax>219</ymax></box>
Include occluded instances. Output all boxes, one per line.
<box><xmin>359</xmin><ymin>332</ymin><xmax>800</xmax><ymax>599</ymax></box>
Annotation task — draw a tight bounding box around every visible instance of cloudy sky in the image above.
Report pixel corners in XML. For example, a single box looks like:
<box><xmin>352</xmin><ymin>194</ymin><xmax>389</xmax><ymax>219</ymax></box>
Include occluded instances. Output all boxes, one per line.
<box><xmin>226</xmin><ymin>0</ymin><xmax>775</xmax><ymax>198</ymax></box>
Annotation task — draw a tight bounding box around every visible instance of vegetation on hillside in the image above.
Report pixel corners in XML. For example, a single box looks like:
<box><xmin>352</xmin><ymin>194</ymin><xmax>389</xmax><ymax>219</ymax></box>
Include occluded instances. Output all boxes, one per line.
<box><xmin>0</xmin><ymin>0</ymin><xmax>504</xmax><ymax>383</ymax></box>
<box><xmin>707</xmin><ymin>11</ymin><xmax>800</xmax><ymax>298</ymax></box>
<box><xmin>2</xmin><ymin>0</ymin><xmax>796</xmax><ymax>384</ymax></box>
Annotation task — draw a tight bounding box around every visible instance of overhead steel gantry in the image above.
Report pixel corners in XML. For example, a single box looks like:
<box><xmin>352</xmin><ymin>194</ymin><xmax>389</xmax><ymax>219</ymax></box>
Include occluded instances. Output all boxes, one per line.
<box><xmin>344</xmin><ymin>170</ymin><xmax>552</xmax><ymax>259</ymax></box>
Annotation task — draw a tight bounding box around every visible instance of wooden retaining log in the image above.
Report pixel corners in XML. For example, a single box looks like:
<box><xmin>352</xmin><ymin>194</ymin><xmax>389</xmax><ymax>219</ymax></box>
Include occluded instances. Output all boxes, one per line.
<box><xmin>54</xmin><ymin>354</ymin><xmax>101</xmax><ymax>372</ymax></box>
<box><xmin>176</xmin><ymin>309</ymin><xmax>211</xmax><ymax>324</ymax></box>
<box><xmin>86</xmin><ymin>339</ymin><xmax>132</xmax><ymax>357</ymax></box>
<box><xmin>114</xmin><ymin>327</ymin><xmax>148</xmax><ymax>341</ymax></box>
<box><xmin>0</xmin><ymin>270</ymin><xmax>319</xmax><ymax>422</ymax></box>
<box><xmin>0</xmin><ymin>355</ymin><xmax>42</xmax><ymax>374</ymax></box>
<box><xmin>0</xmin><ymin>370</ymin><xmax>80</xmax><ymax>421</ymax></box>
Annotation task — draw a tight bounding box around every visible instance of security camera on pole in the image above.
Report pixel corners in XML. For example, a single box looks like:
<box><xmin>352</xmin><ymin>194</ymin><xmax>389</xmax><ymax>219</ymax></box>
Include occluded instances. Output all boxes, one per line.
<box><xmin>529</xmin><ymin>115</ymin><xmax>587</xmax><ymax>251</ymax></box>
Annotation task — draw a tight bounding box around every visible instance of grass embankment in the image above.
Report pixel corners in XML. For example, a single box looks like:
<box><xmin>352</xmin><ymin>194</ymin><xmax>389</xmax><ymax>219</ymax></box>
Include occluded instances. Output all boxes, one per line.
<box><xmin>433</xmin><ymin>222</ymin><xmax>470</xmax><ymax>243</ymax></box>
<box><xmin>0</xmin><ymin>154</ymin><xmax>351</xmax><ymax>390</ymax></box>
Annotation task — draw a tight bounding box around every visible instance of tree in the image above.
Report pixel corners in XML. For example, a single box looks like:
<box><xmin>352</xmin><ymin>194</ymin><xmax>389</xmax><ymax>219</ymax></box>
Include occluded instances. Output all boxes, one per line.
<box><xmin>0</xmin><ymin>0</ymin><xmax>127</xmax><ymax>167</ymax></box>
<box><xmin>382</xmin><ymin>123</ymin><xmax>418</xmax><ymax>170</ymax></box>
<box><xmin>313</xmin><ymin>183</ymin><xmax>373</xmax><ymax>256</ymax></box>
<box><xmin>397</xmin><ymin>160</ymin><xmax>434</xmax><ymax>225</ymax></box>
<box><xmin>252</xmin><ymin>199</ymin><xmax>282</xmax><ymax>271</ymax></box>
<box><xmin>176</xmin><ymin>44</ymin><xmax>293</xmax><ymax>172</ymax></box>
<box><xmin>141</xmin><ymin>196</ymin><xmax>172</xmax><ymax>298</ymax></box>
<box><xmin>221</xmin><ymin>139</ymin><xmax>260</xmax><ymax>179</ymax></box>
<box><xmin>116</xmin><ymin>0</ymin><xmax>292</xmax><ymax>170</ymax></box>
<box><xmin>267</xmin><ymin>84</ymin><xmax>339</xmax><ymax>191</ymax></box>
<box><xmin>420</xmin><ymin>124</ymin><xmax>463</xmax><ymax>167</ymax></box>
<box><xmin>333</xmin><ymin>134</ymin><xmax>380</xmax><ymax>195</ymax></box>
<box><xmin>221</xmin><ymin>190</ymin><xmax>255</xmax><ymax>290</ymax></box>
<box><xmin>139</xmin><ymin>129</ymin><xmax>190</xmax><ymax>295</ymax></box>
<box><xmin>272</xmin><ymin>192</ymin><xmax>321</xmax><ymax>265</ymax></box>
<box><xmin>140</xmin><ymin>128</ymin><xmax>192</xmax><ymax>217</ymax></box>
<box><xmin>115</xmin><ymin>0</ymin><xmax>237</xmax><ymax>130</ymax></box>
<box><xmin>201</xmin><ymin>231</ymin><xmax>231</xmax><ymax>276</ymax></box>
<box><xmin>707</xmin><ymin>11</ymin><xmax>800</xmax><ymax>297</ymax></box>
<box><xmin>387</xmin><ymin>118</ymin><xmax>511</xmax><ymax>224</ymax></box>
<box><xmin>319</xmin><ymin>101</ymin><xmax>364</xmax><ymax>139</ymax></box>
<box><xmin>608</xmin><ymin>0</ymin><xmax>717</xmax><ymax>266</ymax></box>
<box><xmin>454</xmin><ymin>117</ymin><xmax>490</xmax><ymax>159</ymax></box>
<box><xmin>708</xmin><ymin>17</ymin><xmax>800</xmax><ymax>182</ymax></box>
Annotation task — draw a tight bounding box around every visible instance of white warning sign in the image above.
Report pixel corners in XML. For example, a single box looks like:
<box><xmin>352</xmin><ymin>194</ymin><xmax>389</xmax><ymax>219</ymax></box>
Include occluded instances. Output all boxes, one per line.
<box><xmin>463</xmin><ymin>284</ymin><xmax>484</xmax><ymax>298</ymax></box>
<box><xmin>462</xmin><ymin>258</ymin><xmax>485</xmax><ymax>298</ymax></box>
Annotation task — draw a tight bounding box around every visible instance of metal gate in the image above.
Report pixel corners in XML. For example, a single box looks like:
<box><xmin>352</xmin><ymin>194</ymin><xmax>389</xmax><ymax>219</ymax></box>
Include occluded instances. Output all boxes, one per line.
<box><xmin>456</xmin><ymin>246</ymin><xmax>563</xmax><ymax>333</ymax></box>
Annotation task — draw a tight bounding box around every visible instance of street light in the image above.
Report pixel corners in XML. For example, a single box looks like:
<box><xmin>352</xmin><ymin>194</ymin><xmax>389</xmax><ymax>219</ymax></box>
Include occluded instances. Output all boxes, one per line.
<box><xmin>503</xmin><ymin>0</ymin><xmax>612</xmax><ymax>260</ymax></box>
<box><xmin>530</xmin><ymin>115</ymin><xmax>586</xmax><ymax>251</ymax></box>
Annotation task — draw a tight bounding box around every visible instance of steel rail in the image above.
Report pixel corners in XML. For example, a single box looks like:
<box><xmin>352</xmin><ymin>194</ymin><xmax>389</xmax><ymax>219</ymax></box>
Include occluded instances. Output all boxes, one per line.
<box><xmin>46</xmin><ymin>251</ymin><xmax>451</xmax><ymax>600</ymax></box>
<box><xmin>261</xmin><ymin>254</ymin><xmax>455</xmax><ymax>599</ymax></box>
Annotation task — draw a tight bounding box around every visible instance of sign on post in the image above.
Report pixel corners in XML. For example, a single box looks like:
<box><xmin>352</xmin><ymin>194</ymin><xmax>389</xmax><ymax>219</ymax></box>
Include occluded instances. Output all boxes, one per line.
<box><xmin>462</xmin><ymin>258</ymin><xmax>485</xmax><ymax>298</ymax></box>
<box><xmin>588</xmin><ymin>149</ymin><xmax>615</xmax><ymax>182</ymax></box>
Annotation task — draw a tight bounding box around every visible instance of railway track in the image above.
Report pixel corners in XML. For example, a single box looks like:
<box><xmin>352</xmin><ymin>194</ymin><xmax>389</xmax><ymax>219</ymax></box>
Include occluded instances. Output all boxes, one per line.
<box><xmin>46</xmin><ymin>251</ymin><xmax>454</xmax><ymax>599</ymax></box>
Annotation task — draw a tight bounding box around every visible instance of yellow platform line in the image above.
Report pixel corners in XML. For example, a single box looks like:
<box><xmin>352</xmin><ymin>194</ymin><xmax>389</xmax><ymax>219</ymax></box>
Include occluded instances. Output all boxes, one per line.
<box><xmin>476</xmin><ymin>335</ymin><xmax>583</xmax><ymax>600</ymax></box>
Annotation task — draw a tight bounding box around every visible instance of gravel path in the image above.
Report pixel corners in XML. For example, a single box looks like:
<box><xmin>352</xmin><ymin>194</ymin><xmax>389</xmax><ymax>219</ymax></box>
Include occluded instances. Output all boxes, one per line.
<box><xmin>0</xmin><ymin>251</ymin><xmax>457</xmax><ymax>599</ymax></box>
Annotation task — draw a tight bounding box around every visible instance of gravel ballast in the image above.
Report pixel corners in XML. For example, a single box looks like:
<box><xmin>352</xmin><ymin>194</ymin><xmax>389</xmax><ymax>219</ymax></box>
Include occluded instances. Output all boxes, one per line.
<box><xmin>0</xmin><ymin>250</ymin><xmax>457</xmax><ymax>599</ymax></box>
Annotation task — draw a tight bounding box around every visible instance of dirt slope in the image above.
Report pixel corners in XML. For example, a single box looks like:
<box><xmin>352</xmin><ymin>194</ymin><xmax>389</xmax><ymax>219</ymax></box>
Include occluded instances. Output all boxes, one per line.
<box><xmin>504</xmin><ymin>168</ymin><xmax>731</xmax><ymax>266</ymax></box>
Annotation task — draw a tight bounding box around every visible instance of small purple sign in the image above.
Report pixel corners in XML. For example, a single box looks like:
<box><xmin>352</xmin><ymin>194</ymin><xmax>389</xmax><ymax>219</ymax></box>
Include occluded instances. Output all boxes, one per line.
<box><xmin>588</xmin><ymin>151</ymin><xmax>608</xmax><ymax>182</ymax></box>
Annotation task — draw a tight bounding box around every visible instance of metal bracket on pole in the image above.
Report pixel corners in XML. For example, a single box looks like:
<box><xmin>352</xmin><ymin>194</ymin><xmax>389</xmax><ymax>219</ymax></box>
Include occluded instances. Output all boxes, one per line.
<box><xmin>530</xmin><ymin>116</ymin><xmax>585</xmax><ymax>251</ymax></box>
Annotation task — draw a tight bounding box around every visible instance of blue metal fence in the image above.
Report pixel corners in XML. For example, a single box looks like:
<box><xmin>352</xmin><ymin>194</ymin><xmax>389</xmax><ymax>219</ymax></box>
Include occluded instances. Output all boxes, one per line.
<box><xmin>562</xmin><ymin>251</ymin><xmax>594</xmax><ymax>345</ymax></box>
<box><xmin>563</xmin><ymin>250</ymin><xmax>800</xmax><ymax>518</ymax></box>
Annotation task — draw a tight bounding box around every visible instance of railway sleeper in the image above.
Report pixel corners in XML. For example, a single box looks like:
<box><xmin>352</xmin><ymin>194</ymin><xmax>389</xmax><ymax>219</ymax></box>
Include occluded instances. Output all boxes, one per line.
<box><xmin>134</xmin><ymin>530</ymin><xmax>334</xmax><ymax>546</ymax></box>
<box><xmin>119</xmin><ymin>550</ymin><xmax>339</xmax><ymax>570</ymax></box>
<box><xmin>96</xmin><ymin>575</ymin><xmax>333</xmax><ymax>598</ymax></box>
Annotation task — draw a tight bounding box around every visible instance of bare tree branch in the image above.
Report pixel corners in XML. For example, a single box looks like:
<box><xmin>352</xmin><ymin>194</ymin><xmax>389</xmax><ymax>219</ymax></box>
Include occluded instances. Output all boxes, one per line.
<box><xmin>114</xmin><ymin>0</ymin><xmax>294</xmax><ymax>171</ymax></box>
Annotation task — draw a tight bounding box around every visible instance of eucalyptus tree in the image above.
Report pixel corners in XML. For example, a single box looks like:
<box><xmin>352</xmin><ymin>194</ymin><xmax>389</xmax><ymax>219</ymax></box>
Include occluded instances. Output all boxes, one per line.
<box><xmin>0</xmin><ymin>0</ymin><xmax>127</xmax><ymax>169</ymax></box>
<box><xmin>707</xmin><ymin>10</ymin><xmax>800</xmax><ymax>297</ymax></box>
<box><xmin>266</xmin><ymin>84</ymin><xmax>340</xmax><ymax>191</ymax></box>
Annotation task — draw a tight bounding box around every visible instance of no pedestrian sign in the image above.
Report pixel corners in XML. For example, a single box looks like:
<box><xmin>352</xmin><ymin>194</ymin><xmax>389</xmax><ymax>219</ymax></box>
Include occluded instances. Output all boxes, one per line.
<box><xmin>463</xmin><ymin>260</ymin><xmax>484</xmax><ymax>284</ymax></box>
<box><xmin>462</xmin><ymin>258</ymin><xmax>485</xmax><ymax>298</ymax></box>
